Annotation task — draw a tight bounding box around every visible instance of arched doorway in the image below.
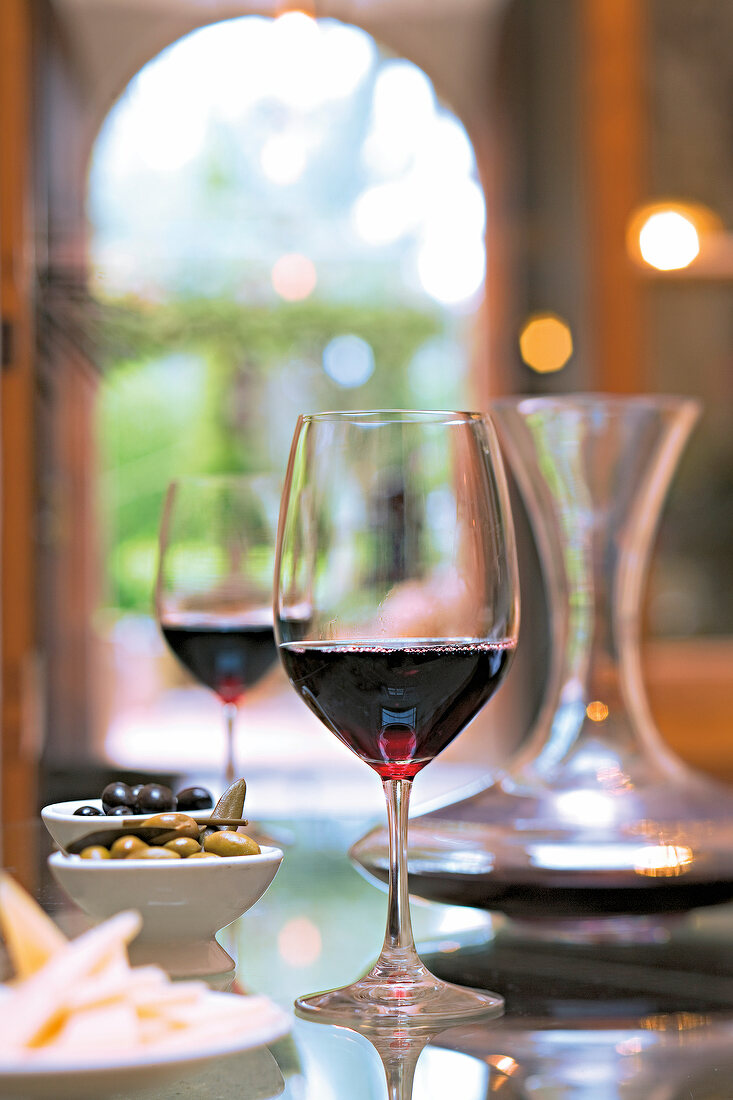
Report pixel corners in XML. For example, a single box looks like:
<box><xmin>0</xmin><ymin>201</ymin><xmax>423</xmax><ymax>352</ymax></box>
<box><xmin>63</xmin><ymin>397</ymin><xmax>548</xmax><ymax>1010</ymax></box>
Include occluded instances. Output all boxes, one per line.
<box><xmin>83</xmin><ymin>13</ymin><xmax>494</xmax><ymax>810</ymax></box>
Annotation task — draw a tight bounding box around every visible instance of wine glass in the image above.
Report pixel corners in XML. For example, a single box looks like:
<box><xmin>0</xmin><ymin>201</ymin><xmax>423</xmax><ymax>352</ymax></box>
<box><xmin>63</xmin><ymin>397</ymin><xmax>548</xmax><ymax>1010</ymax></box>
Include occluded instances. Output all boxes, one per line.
<box><xmin>155</xmin><ymin>474</ymin><xmax>280</xmax><ymax>787</ymax></box>
<box><xmin>274</xmin><ymin>410</ymin><xmax>519</xmax><ymax>1024</ymax></box>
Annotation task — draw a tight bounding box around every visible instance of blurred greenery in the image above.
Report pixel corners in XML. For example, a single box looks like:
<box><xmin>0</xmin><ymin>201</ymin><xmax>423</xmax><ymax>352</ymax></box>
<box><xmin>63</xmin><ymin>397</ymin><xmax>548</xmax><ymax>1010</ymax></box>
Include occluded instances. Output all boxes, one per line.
<box><xmin>97</xmin><ymin>295</ymin><xmax>444</xmax><ymax>612</ymax></box>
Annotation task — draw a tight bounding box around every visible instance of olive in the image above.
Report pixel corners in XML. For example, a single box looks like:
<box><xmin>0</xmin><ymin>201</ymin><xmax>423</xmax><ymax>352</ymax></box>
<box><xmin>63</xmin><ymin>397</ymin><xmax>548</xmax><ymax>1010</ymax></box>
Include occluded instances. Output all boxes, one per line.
<box><xmin>107</xmin><ymin>805</ymin><xmax>135</xmax><ymax>816</ymax></box>
<box><xmin>133</xmin><ymin>846</ymin><xmax>181</xmax><ymax>860</ymax></box>
<box><xmin>210</xmin><ymin>778</ymin><xmax>246</xmax><ymax>822</ymax></box>
<box><xmin>187</xmin><ymin>851</ymin><xmax>220</xmax><ymax>859</ymax></box>
<box><xmin>130</xmin><ymin>784</ymin><xmax>145</xmax><ymax>799</ymax></box>
<box><xmin>134</xmin><ymin>783</ymin><xmax>177</xmax><ymax>814</ymax></box>
<box><xmin>199</xmin><ymin>825</ymin><xmax>223</xmax><ymax>841</ymax></box>
<box><xmin>203</xmin><ymin>831</ymin><xmax>261</xmax><ymax>857</ymax></box>
<box><xmin>73</xmin><ymin>805</ymin><xmax>103</xmax><ymax>817</ymax></box>
<box><xmin>176</xmin><ymin>786</ymin><xmax>214</xmax><ymax>811</ymax></box>
<box><xmin>164</xmin><ymin>837</ymin><xmax>201</xmax><ymax>858</ymax></box>
<box><xmin>101</xmin><ymin>781</ymin><xmax>134</xmax><ymax>814</ymax></box>
<box><xmin>109</xmin><ymin>835</ymin><xmax>148</xmax><ymax>859</ymax></box>
<box><xmin>79</xmin><ymin>845</ymin><xmax>111</xmax><ymax>860</ymax></box>
<box><xmin>143</xmin><ymin>813</ymin><xmax>200</xmax><ymax>839</ymax></box>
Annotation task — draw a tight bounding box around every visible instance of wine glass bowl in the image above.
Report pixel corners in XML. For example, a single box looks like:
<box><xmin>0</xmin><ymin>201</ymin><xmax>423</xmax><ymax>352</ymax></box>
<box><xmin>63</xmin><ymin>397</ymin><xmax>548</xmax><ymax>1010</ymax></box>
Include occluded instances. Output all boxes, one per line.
<box><xmin>275</xmin><ymin>410</ymin><xmax>519</xmax><ymax>1024</ymax></box>
<box><xmin>156</xmin><ymin>475</ymin><xmax>280</xmax><ymax>785</ymax></box>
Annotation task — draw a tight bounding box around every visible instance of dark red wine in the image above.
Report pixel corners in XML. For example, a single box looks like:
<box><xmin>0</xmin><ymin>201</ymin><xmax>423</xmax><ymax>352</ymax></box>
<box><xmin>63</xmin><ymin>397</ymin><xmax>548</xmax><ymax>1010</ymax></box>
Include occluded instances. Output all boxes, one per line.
<box><xmin>399</xmin><ymin>868</ymin><xmax>733</xmax><ymax>918</ymax></box>
<box><xmin>162</xmin><ymin>622</ymin><xmax>277</xmax><ymax>704</ymax></box>
<box><xmin>279</xmin><ymin>639</ymin><xmax>515</xmax><ymax>779</ymax></box>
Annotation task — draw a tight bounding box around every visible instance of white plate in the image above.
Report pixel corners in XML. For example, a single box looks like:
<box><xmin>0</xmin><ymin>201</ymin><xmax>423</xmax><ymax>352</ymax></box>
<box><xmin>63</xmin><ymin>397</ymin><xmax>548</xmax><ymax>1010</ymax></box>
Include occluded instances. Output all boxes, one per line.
<box><xmin>0</xmin><ymin>992</ymin><xmax>291</xmax><ymax>1098</ymax></box>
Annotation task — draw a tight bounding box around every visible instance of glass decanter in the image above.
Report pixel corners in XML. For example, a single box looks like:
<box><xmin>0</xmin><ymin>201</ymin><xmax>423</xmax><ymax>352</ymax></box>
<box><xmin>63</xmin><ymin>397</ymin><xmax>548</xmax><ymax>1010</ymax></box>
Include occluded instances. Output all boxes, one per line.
<box><xmin>352</xmin><ymin>395</ymin><xmax>733</xmax><ymax>929</ymax></box>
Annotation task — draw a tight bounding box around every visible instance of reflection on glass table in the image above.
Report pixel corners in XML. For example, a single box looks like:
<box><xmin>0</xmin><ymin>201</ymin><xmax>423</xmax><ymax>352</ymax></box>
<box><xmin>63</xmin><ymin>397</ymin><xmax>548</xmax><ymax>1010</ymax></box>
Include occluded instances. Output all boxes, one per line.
<box><xmin>11</xmin><ymin>815</ymin><xmax>733</xmax><ymax>1098</ymax></box>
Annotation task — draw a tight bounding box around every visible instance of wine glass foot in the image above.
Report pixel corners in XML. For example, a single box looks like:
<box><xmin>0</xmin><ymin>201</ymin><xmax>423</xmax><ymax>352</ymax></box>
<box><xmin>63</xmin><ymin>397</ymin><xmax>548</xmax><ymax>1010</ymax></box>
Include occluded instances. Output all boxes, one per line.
<box><xmin>294</xmin><ymin>969</ymin><xmax>503</xmax><ymax>1026</ymax></box>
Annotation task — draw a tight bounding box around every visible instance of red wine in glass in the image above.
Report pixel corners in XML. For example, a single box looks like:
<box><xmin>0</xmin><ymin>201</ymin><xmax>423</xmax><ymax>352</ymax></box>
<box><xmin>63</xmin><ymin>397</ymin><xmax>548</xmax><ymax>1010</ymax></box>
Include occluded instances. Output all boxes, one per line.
<box><xmin>280</xmin><ymin>639</ymin><xmax>515</xmax><ymax>780</ymax></box>
<box><xmin>155</xmin><ymin>474</ymin><xmax>279</xmax><ymax>784</ymax></box>
<box><xmin>163</xmin><ymin>621</ymin><xmax>277</xmax><ymax>705</ymax></box>
<box><xmin>274</xmin><ymin>410</ymin><xmax>519</xmax><ymax>1025</ymax></box>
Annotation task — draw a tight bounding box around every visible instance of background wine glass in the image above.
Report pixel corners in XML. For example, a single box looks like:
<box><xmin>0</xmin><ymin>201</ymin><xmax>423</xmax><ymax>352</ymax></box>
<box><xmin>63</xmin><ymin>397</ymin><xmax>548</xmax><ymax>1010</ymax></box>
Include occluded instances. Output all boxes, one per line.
<box><xmin>275</xmin><ymin>410</ymin><xmax>519</xmax><ymax>1024</ymax></box>
<box><xmin>155</xmin><ymin>475</ymin><xmax>280</xmax><ymax>787</ymax></box>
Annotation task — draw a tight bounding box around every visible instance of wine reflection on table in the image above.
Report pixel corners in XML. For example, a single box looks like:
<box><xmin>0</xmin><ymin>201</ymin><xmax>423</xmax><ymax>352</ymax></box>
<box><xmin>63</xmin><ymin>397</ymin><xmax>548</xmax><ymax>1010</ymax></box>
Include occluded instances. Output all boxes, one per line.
<box><xmin>419</xmin><ymin>918</ymin><xmax>733</xmax><ymax>1099</ymax></box>
<box><xmin>293</xmin><ymin>1016</ymin><xmax>510</xmax><ymax>1100</ymax></box>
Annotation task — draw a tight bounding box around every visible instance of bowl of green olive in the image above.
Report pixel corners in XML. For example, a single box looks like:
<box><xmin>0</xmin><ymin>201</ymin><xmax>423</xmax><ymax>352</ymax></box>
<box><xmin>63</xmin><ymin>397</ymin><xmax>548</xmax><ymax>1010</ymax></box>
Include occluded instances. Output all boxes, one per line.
<box><xmin>48</xmin><ymin>824</ymin><xmax>283</xmax><ymax>978</ymax></box>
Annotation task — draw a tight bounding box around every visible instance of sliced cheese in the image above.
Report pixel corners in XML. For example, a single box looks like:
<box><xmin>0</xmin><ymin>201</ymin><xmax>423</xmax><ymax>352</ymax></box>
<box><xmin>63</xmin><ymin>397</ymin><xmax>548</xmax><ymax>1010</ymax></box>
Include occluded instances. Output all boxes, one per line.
<box><xmin>0</xmin><ymin>872</ymin><xmax>67</xmax><ymax>979</ymax></box>
<box><xmin>44</xmin><ymin>998</ymin><xmax>140</xmax><ymax>1056</ymax></box>
<box><xmin>2</xmin><ymin>910</ymin><xmax>142</xmax><ymax>1049</ymax></box>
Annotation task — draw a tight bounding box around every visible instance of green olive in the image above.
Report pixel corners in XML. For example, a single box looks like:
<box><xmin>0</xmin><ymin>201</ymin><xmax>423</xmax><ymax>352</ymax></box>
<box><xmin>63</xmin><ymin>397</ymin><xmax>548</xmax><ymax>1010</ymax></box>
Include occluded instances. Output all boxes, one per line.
<box><xmin>210</xmin><ymin>778</ymin><xmax>247</xmax><ymax>822</ymax></box>
<box><xmin>109</xmin><ymin>835</ymin><xmax>149</xmax><ymax>859</ymax></box>
<box><xmin>79</xmin><ymin>845</ymin><xmax>111</xmax><ymax>860</ymax></box>
<box><xmin>164</xmin><ymin>836</ymin><xmax>201</xmax><ymax>858</ymax></box>
<box><xmin>142</xmin><ymin>812</ymin><xmax>200</xmax><ymax>839</ymax></box>
<box><xmin>203</xmin><ymin>830</ymin><xmax>261</xmax><ymax>857</ymax></box>
<box><xmin>132</xmin><ymin>846</ymin><xmax>181</xmax><ymax>860</ymax></box>
<box><xmin>187</xmin><ymin>851</ymin><xmax>221</xmax><ymax>859</ymax></box>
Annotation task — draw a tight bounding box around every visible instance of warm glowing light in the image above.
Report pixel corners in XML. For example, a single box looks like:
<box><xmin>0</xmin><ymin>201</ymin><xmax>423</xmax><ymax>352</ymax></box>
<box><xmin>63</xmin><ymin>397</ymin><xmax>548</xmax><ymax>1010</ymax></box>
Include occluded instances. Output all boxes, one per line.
<box><xmin>638</xmin><ymin>211</ymin><xmax>700</xmax><ymax>270</ymax></box>
<box><xmin>271</xmin><ymin>253</ymin><xmax>317</xmax><ymax>300</ymax></box>
<box><xmin>634</xmin><ymin>844</ymin><xmax>693</xmax><ymax>877</ymax></box>
<box><xmin>627</xmin><ymin>200</ymin><xmax>723</xmax><ymax>273</ymax></box>
<box><xmin>586</xmin><ymin>700</ymin><xmax>609</xmax><ymax>722</ymax></box>
<box><xmin>260</xmin><ymin>133</ymin><xmax>308</xmax><ymax>184</ymax></box>
<box><xmin>518</xmin><ymin>313</ymin><xmax>573</xmax><ymax>373</ymax></box>
<box><xmin>277</xmin><ymin>917</ymin><xmax>322</xmax><ymax>966</ymax></box>
<box><xmin>640</xmin><ymin>1012</ymin><xmax>711</xmax><ymax>1033</ymax></box>
<box><xmin>487</xmin><ymin>1055</ymin><xmax>519</xmax><ymax>1076</ymax></box>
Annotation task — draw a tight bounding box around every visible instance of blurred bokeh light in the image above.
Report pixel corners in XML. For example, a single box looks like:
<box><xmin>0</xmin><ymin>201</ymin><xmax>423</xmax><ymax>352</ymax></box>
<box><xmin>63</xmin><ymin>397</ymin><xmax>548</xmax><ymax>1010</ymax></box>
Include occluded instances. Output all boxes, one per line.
<box><xmin>518</xmin><ymin>312</ymin><xmax>573</xmax><ymax>373</ymax></box>
<box><xmin>627</xmin><ymin>200</ymin><xmax>722</xmax><ymax>272</ymax></box>
<box><xmin>639</xmin><ymin>210</ymin><xmax>700</xmax><ymax>271</ymax></box>
<box><xmin>322</xmin><ymin>335</ymin><xmax>375</xmax><ymax>387</ymax></box>
<box><xmin>89</xmin><ymin>15</ymin><xmax>485</xmax><ymax>309</ymax></box>
<box><xmin>271</xmin><ymin>252</ymin><xmax>317</xmax><ymax>300</ymax></box>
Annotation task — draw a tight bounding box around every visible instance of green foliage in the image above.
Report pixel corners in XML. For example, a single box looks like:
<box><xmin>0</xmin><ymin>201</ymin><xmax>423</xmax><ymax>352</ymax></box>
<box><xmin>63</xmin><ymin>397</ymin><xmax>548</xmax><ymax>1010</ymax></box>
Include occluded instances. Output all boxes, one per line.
<box><xmin>98</xmin><ymin>296</ymin><xmax>440</xmax><ymax>375</ymax></box>
<box><xmin>98</xmin><ymin>295</ymin><xmax>442</xmax><ymax>611</ymax></box>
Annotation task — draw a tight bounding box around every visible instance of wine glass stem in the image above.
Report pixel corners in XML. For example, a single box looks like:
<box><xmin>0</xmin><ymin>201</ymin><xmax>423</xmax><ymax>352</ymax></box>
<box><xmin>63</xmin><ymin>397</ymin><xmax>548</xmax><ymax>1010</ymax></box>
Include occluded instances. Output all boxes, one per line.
<box><xmin>223</xmin><ymin>702</ymin><xmax>238</xmax><ymax>784</ymax></box>
<box><xmin>382</xmin><ymin>778</ymin><xmax>417</xmax><ymax>955</ymax></box>
<box><xmin>385</xmin><ymin>1058</ymin><xmax>418</xmax><ymax>1100</ymax></box>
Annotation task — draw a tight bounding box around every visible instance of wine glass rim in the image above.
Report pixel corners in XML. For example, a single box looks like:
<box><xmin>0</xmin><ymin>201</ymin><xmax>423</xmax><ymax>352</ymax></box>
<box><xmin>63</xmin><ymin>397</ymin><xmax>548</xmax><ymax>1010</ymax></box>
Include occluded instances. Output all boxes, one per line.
<box><xmin>490</xmin><ymin>392</ymin><xmax>701</xmax><ymax>414</ymax></box>
<box><xmin>299</xmin><ymin>409</ymin><xmax>484</xmax><ymax>425</ymax></box>
<box><xmin>167</xmin><ymin>472</ymin><xmax>278</xmax><ymax>489</ymax></box>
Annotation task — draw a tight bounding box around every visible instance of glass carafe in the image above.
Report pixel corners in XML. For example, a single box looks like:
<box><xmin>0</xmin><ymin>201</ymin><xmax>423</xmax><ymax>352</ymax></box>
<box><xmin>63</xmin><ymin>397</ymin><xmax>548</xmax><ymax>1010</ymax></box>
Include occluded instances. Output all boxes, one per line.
<box><xmin>352</xmin><ymin>395</ymin><xmax>733</xmax><ymax>928</ymax></box>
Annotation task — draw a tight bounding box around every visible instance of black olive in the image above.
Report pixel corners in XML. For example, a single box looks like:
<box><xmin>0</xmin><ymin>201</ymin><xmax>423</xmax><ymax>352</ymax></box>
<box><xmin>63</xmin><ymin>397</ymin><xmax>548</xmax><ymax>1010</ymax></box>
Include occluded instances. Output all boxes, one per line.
<box><xmin>101</xmin><ymin>781</ymin><xmax>134</xmax><ymax>814</ymax></box>
<box><xmin>107</xmin><ymin>804</ymin><xmax>135</xmax><ymax>816</ymax></box>
<box><xmin>134</xmin><ymin>783</ymin><xmax>176</xmax><ymax>813</ymax></box>
<box><xmin>176</xmin><ymin>786</ymin><xmax>214</xmax><ymax>811</ymax></box>
<box><xmin>130</xmin><ymin>784</ymin><xmax>145</xmax><ymax>799</ymax></box>
<box><xmin>73</xmin><ymin>805</ymin><xmax>103</xmax><ymax>817</ymax></box>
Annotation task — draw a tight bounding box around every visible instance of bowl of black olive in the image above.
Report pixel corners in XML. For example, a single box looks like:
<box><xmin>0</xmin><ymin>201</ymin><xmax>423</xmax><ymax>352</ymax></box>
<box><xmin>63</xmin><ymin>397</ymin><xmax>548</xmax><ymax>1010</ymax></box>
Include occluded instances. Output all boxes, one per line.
<box><xmin>45</xmin><ymin>776</ymin><xmax>282</xmax><ymax>977</ymax></box>
<box><xmin>41</xmin><ymin>780</ymin><xmax>216</xmax><ymax>851</ymax></box>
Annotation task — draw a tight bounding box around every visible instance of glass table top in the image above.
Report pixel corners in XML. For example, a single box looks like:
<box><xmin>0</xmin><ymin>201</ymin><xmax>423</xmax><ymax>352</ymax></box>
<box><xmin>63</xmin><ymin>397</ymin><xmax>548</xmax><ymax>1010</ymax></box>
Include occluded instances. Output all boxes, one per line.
<box><xmin>5</xmin><ymin>813</ymin><xmax>733</xmax><ymax>1099</ymax></box>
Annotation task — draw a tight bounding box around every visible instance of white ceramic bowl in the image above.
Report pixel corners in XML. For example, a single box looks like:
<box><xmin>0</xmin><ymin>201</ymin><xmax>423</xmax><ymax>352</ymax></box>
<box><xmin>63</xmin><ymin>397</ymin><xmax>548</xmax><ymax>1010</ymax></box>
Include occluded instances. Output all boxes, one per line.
<box><xmin>42</xmin><ymin>799</ymin><xmax>215</xmax><ymax>851</ymax></box>
<box><xmin>48</xmin><ymin>845</ymin><xmax>283</xmax><ymax>977</ymax></box>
